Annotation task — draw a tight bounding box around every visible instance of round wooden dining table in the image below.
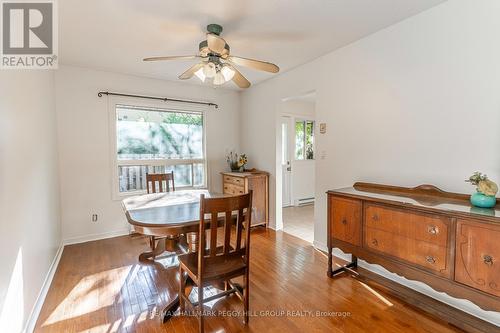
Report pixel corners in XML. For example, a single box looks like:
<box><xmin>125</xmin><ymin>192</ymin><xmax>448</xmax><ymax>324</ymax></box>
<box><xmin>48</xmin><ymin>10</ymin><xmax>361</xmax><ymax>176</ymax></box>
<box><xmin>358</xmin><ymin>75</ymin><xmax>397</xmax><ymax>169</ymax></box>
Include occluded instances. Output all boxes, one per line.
<box><xmin>121</xmin><ymin>189</ymin><xmax>229</xmax><ymax>322</ymax></box>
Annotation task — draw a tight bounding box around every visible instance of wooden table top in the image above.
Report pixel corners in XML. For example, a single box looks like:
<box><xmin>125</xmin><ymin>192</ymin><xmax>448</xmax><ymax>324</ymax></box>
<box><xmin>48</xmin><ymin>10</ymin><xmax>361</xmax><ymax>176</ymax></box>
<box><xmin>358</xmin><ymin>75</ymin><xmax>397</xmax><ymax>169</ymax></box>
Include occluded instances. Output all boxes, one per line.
<box><xmin>122</xmin><ymin>189</ymin><xmax>227</xmax><ymax>228</ymax></box>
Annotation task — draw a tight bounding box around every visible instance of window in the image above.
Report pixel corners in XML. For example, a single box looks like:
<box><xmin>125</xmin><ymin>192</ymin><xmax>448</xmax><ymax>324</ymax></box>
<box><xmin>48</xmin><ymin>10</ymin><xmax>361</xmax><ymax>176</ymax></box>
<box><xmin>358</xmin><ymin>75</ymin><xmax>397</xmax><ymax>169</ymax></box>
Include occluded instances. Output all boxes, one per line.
<box><xmin>113</xmin><ymin>104</ymin><xmax>206</xmax><ymax>195</ymax></box>
<box><xmin>295</xmin><ymin>120</ymin><xmax>314</xmax><ymax>160</ymax></box>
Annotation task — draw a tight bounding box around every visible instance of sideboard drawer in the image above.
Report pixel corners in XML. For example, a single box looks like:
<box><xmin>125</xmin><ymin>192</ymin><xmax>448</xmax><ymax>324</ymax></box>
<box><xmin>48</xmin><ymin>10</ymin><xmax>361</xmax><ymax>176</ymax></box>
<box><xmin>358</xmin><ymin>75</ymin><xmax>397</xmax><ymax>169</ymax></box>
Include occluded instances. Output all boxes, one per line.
<box><xmin>365</xmin><ymin>227</ymin><xmax>450</xmax><ymax>276</ymax></box>
<box><xmin>223</xmin><ymin>183</ymin><xmax>245</xmax><ymax>195</ymax></box>
<box><xmin>330</xmin><ymin>197</ymin><xmax>362</xmax><ymax>246</ymax></box>
<box><xmin>365</xmin><ymin>204</ymin><xmax>449</xmax><ymax>247</ymax></box>
<box><xmin>223</xmin><ymin>175</ymin><xmax>245</xmax><ymax>187</ymax></box>
<box><xmin>455</xmin><ymin>220</ymin><xmax>500</xmax><ymax>297</ymax></box>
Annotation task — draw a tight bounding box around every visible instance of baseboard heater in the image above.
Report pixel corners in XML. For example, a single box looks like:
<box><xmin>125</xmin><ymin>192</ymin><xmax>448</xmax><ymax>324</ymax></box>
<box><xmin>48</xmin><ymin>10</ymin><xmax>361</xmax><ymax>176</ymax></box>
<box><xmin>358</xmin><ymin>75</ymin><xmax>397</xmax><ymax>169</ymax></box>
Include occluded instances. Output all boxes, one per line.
<box><xmin>296</xmin><ymin>197</ymin><xmax>315</xmax><ymax>206</ymax></box>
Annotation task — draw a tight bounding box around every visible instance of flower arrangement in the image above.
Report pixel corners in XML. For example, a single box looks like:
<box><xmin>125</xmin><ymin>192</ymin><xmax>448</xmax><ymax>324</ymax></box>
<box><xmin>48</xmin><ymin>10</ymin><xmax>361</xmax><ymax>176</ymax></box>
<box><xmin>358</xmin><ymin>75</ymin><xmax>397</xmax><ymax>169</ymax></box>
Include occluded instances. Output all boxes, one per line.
<box><xmin>226</xmin><ymin>152</ymin><xmax>247</xmax><ymax>172</ymax></box>
<box><xmin>465</xmin><ymin>172</ymin><xmax>498</xmax><ymax>208</ymax></box>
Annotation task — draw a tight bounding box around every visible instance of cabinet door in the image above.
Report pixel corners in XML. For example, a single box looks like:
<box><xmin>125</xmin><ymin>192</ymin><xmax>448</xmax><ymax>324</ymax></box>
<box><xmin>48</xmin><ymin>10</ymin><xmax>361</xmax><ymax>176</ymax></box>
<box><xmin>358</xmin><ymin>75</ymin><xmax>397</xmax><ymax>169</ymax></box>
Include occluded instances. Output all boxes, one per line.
<box><xmin>330</xmin><ymin>196</ymin><xmax>362</xmax><ymax>246</ymax></box>
<box><xmin>455</xmin><ymin>219</ymin><xmax>500</xmax><ymax>297</ymax></box>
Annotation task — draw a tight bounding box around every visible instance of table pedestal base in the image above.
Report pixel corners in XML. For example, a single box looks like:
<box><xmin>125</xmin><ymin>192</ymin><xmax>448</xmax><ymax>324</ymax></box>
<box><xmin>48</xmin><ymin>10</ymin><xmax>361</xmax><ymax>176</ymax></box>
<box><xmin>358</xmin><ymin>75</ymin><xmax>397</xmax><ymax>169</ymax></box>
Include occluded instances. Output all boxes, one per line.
<box><xmin>139</xmin><ymin>235</ymin><xmax>187</xmax><ymax>261</ymax></box>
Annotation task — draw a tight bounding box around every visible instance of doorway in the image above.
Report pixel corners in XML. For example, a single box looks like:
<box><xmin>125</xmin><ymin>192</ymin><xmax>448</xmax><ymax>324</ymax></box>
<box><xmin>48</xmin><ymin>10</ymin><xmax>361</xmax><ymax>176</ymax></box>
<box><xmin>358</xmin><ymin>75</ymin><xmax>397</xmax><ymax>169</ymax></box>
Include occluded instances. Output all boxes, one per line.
<box><xmin>279</xmin><ymin>92</ymin><xmax>316</xmax><ymax>243</ymax></box>
<box><xmin>281</xmin><ymin>116</ymin><xmax>292</xmax><ymax>207</ymax></box>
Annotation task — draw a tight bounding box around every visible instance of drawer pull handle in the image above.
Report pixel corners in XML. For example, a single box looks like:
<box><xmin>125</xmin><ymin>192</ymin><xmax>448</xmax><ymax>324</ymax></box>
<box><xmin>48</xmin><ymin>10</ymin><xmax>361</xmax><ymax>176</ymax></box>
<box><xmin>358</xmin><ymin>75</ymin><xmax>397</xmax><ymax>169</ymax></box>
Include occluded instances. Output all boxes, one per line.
<box><xmin>483</xmin><ymin>255</ymin><xmax>494</xmax><ymax>266</ymax></box>
<box><xmin>372</xmin><ymin>214</ymin><xmax>379</xmax><ymax>221</ymax></box>
<box><xmin>427</xmin><ymin>226</ymin><xmax>439</xmax><ymax>235</ymax></box>
<box><xmin>341</xmin><ymin>219</ymin><xmax>347</xmax><ymax>225</ymax></box>
<box><xmin>426</xmin><ymin>256</ymin><xmax>436</xmax><ymax>264</ymax></box>
<box><xmin>371</xmin><ymin>239</ymin><xmax>378</xmax><ymax>246</ymax></box>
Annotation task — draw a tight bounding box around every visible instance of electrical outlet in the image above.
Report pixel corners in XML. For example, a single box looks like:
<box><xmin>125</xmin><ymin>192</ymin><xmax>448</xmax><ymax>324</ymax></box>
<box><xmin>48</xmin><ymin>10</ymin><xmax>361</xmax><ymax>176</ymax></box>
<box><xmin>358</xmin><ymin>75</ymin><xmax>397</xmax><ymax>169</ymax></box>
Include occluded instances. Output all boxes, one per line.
<box><xmin>91</xmin><ymin>214</ymin><xmax>98</xmax><ymax>222</ymax></box>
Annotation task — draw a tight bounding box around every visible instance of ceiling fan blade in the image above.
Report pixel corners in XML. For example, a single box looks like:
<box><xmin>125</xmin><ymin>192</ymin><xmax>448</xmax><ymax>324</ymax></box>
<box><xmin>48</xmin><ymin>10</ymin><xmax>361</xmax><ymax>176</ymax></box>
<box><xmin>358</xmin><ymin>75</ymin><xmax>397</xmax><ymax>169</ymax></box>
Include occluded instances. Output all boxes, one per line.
<box><xmin>232</xmin><ymin>67</ymin><xmax>251</xmax><ymax>88</ymax></box>
<box><xmin>228</xmin><ymin>56</ymin><xmax>279</xmax><ymax>73</ymax></box>
<box><xmin>207</xmin><ymin>33</ymin><xmax>226</xmax><ymax>54</ymax></box>
<box><xmin>179</xmin><ymin>63</ymin><xmax>204</xmax><ymax>80</ymax></box>
<box><xmin>143</xmin><ymin>55</ymin><xmax>199</xmax><ymax>62</ymax></box>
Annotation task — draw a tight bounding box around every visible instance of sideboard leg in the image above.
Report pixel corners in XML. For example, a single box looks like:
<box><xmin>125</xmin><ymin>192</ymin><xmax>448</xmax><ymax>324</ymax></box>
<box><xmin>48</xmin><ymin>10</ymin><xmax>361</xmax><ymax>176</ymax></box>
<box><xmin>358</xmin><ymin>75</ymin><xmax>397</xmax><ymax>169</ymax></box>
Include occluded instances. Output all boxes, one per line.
<box><xmin>327</xmin><ymin>246</ymin><xmax>333</xmax><ymax>277</ymax></box>
<box><xmin>328</xmin><ymin>255</ymin><xmax>358</xmax><ymax>278</ymax></box>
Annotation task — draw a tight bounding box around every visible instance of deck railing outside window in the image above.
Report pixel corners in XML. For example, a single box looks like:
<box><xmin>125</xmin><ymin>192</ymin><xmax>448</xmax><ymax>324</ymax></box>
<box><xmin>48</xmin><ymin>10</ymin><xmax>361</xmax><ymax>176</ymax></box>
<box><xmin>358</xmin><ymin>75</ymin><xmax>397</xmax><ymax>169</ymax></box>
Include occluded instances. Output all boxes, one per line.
<box><xmin>115</xmin><ymin>104</ymin><xmax>206</xmax><ymax>194</ymax></box>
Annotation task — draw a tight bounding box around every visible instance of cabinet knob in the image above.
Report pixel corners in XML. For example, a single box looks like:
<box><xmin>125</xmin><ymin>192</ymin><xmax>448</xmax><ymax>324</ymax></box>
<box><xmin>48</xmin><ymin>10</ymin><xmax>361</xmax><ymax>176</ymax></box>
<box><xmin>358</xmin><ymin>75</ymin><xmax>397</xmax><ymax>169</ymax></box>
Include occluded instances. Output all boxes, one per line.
<box><xmin>483</xmin><ymin>254</ymin><xmax>494</xmax><ymax>266</ymax></box>
<box><xmin>372</xmin><ymin>214</ymin><xmax>379</xmax><ymax>221</ymax></box>
<box><xmin>341</xmin><ymin>218</ymin><xmax>347</xmax><ymax>225</ymax></box>
<box><xmin>427</xmin><ymin>226</ymin><xmax>439</xmax><ymax>235</ymax></box>
<box><xmin>371</xmin><ymin>239</ymin><xmax>378</xmax><ymax>246</ymax></box>
<box><xmin>426</xmin><ymin>256</ymin><xmax>436</xmax><ymax>264</ymax></box>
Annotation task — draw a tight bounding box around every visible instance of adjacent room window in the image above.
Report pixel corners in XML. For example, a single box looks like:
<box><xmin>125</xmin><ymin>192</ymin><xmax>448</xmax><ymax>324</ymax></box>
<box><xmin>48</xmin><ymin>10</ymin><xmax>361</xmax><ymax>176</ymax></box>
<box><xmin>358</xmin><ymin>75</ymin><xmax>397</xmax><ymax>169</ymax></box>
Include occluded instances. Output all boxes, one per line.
<box><xmin>114</xmin><ymin>104</ymin><xmax>206</xmax><ymax>194</ymax></box>
<box><xmin>295</xmin><ymin>120</ymin><xmax>314</xmax><ymax>160</ymax></box>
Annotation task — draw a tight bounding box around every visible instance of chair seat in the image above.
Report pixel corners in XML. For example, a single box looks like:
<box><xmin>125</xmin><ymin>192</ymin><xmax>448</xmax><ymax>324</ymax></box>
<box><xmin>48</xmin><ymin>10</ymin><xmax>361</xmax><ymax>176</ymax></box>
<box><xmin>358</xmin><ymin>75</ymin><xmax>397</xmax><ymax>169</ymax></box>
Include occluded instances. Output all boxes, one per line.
<box><xmin>179</xmin><ymin>252</ymin><xmax>247</xmax><ymax>282</ymax></box>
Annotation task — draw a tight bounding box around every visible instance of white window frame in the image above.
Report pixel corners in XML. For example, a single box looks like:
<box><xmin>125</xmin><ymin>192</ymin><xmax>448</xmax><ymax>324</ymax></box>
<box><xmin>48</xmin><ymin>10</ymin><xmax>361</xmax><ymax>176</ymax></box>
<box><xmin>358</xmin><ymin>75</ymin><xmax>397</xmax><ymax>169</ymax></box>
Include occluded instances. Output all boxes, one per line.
<box><xmin>108</xmin><ymin>96</ymin><xmax>209</xmax><ymax>199</ymax></box>
<box><xmin>294</xmin><ymin>118</ymin><xmax>315</xmax><ymax>161</ymax></box>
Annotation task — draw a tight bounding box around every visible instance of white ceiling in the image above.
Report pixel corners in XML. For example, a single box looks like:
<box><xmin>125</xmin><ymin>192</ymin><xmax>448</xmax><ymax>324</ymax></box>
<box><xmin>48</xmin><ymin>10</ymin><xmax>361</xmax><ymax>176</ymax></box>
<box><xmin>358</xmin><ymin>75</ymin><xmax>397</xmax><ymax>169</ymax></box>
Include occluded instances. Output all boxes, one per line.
<box><xmin>59</xmin><ymin>0</ymin><xmax>446</xmax><ymax>89</ymax></box>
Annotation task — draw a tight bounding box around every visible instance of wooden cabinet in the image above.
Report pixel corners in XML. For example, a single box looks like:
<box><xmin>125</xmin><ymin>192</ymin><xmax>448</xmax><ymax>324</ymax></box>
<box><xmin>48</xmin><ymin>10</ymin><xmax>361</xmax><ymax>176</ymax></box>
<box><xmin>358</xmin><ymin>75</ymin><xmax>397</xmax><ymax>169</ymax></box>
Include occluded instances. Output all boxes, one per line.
<box><xmin>330</xmin><ymin>197</ymin><xmax>362</xmax><ymax>246</ymax></box>
<box><xmin>221</xmin><ymin>171</ymin><xmax>269</xmax><ymax>227</ymax></box>
<box><xmin>455</xmin><ymin>219</ymin><xmax>500</xmax><ymax>297</ymax></box>
<box><xmin>327</xmin><ymin>182</ymin><xmax>500</xmax><ymax>332</ymax></box>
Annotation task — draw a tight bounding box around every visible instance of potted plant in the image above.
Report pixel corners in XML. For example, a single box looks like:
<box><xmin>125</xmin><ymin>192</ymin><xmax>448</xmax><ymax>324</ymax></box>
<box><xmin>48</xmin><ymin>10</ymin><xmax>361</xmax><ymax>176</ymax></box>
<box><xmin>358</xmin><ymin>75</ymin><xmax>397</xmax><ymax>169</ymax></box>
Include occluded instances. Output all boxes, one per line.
<box><xmin>226</xmin><ymin>152</ymin><xmax>247</xmax><ymax>172</ymax></box>
<box><xmin>465</xmin><ymin>172</ymin><xmax>498</xmax><ymax>208</ymax></box>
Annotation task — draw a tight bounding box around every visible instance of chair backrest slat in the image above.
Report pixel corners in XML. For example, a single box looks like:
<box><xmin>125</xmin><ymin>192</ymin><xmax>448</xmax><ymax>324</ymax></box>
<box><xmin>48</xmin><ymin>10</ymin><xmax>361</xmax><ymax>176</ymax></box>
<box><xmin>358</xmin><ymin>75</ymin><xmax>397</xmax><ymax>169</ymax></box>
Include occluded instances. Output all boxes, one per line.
<box><xmin>198</xmin><ymin>192</ymin><xmax>253</xmax><ymax>276</ymax></box>
<box><xmin>235</xmin><ymin>208</ymin><xmax>244</xmax><ymax>251</ymax></box>
<box><xmin>210</xmin><ymin>211</ymin><xmax>218</xmax><ymax>257</ymax></box>
<box><xmin>146</xmin><ymin>172</ymin><xmax>175</xmax><ymax>194</ymax></box>
<box><xmin>223</xmin><ymin>211</ymin><xmax>232</xmax><ymax>255</ymax></box>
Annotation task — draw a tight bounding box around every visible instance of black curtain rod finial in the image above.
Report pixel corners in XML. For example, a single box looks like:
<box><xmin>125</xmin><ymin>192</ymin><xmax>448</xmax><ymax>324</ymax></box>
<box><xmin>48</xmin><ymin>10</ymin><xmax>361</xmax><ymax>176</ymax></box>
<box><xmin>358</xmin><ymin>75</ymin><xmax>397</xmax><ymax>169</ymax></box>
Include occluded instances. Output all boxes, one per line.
<box><xmin>97</xmin><ymin>91</ymin><xmax>218</xmax><ymax>109</ymax></box>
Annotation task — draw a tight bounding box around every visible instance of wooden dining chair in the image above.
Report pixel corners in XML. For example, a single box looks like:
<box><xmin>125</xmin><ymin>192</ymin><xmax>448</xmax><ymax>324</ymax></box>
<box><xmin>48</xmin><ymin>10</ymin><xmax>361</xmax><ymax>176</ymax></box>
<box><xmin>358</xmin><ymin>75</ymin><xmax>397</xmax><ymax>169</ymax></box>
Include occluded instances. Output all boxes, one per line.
<box><xmin>179</xmin><ymin>191</ymin><xmax>253</xmax><ymax>333</ymax></box>
<box><xmin>144</xmin><ymin>172</ymin><xmax>175</xmax><ymax>258</ymax></box>
<box><xmin>146</xmin><ymin>171</ymin><xmax>175</xmax><ymax>193</ymax></box>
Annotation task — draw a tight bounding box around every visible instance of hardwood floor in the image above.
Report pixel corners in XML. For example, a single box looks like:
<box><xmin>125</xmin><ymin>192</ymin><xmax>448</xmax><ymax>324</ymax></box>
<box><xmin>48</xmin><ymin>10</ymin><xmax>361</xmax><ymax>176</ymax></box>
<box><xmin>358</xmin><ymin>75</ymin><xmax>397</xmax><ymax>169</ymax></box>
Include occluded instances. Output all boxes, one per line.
<box><xmin>34</xmin><ymin>229</ymin><xmax>465</xmax><ymax>333</ymax></box>
<box><xmin>283</xmin><ymin>205</ymin><xmax>314</xmax><ymax>243</ymax></box>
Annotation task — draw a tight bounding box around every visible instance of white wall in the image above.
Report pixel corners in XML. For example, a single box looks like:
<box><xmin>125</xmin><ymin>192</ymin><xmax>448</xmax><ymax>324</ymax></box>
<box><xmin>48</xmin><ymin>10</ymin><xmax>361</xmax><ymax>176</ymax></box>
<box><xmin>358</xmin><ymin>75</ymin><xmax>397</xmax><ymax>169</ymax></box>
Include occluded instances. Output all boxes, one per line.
<box><xmin>55</xmin><ymin>65</ymin><xmax>241</xmax><ymax>243</ymax></box>
<box><xmin>241</xmin><ymin>0</ymin><xmax>500</xmax><ymax>325</ymax></box>
<box><xmin>0</xmin><ymin>71</ymin><xmax>61</xmax><ymax>332</ymax></box>
<box><xmin>280</xmin><ymin>100</ymin><xmax>316</xmax><ymax>205</ymax></box>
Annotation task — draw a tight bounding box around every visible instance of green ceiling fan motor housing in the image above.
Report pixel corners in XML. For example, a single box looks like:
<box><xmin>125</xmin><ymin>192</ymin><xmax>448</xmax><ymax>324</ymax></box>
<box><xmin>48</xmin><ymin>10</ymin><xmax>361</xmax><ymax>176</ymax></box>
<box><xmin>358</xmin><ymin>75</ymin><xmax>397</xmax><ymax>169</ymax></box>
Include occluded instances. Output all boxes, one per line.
<box><xmin>199</xmin><ymin>24</ymin><xmax>230</xmax><ymax>54</ymax></box>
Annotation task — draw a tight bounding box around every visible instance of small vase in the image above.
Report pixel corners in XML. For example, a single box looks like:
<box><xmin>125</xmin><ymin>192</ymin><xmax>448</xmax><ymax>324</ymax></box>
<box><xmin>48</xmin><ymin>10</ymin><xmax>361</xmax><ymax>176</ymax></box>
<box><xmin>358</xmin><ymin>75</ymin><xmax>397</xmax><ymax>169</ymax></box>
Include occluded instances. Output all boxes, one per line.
<box><xmin>470</xmin><ymin>192</ymin><xmax>497</xmax><ymax>208</ymax></box>
<box><xmin>229</xmin><ymin>162</ymin><xmax>242</xmax><ymax>172</ymax></box>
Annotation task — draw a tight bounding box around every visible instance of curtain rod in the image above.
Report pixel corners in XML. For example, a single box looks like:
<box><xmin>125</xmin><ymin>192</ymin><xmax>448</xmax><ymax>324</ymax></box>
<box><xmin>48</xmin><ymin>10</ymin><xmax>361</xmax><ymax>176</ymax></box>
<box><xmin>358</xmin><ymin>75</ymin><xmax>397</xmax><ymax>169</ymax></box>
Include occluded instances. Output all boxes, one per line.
<box><xmin>97</xmin><ymin>91</ymin><xmax>218</xmax><ymax>109</ymax></box>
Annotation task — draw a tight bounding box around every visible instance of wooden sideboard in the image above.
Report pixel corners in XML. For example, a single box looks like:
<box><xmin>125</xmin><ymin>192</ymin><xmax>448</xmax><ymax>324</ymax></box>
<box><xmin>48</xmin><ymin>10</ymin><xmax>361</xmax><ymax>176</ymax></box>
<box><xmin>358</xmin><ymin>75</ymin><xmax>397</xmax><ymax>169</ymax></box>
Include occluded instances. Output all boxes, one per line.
<box><xmin>221</xmin><ymin>171</ymin><xmax>269</xmax><ymax>227</ymax></box>
<box><xmin>327</xmin><ymin>182</ymin><xmax>500</xmax><ymax>332</ymax></box>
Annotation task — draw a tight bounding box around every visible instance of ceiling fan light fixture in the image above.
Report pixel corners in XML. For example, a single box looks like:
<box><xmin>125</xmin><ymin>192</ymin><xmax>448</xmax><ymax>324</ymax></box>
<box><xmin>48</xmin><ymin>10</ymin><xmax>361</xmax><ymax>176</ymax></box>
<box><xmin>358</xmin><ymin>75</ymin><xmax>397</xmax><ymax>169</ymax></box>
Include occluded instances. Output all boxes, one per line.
<box><xmin>143</xmin><ymin>24</ymin><xmax>279</xmax><ymax>89</ymax></box>
<box><xmin>221</xmin><ymin>65</ymin><xmax>235</xmax><ymax>81</ymax></box>
<box><xmin>203</xmin><ymin>62</ymin><xmax>216</xmax><ymax>78</ymax></box>
<box><xmin>213</xmin><ymin>71</ymin><xmax>226</xmax><ymax>85</ymax></box>
<box><xmin>194</xmin><ymin>68</ymin><xmax>206</xmax><ymax>82</ymax></box>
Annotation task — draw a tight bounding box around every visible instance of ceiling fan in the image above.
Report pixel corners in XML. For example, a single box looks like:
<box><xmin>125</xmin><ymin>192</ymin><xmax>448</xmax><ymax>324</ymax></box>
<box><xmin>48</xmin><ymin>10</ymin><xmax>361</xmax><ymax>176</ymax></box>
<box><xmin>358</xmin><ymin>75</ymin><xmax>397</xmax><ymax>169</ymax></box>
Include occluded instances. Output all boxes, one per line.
<box><xmin>143</xmin><ymin>24</ymin><xmax>280</xmax><ymax>88</ymax></box>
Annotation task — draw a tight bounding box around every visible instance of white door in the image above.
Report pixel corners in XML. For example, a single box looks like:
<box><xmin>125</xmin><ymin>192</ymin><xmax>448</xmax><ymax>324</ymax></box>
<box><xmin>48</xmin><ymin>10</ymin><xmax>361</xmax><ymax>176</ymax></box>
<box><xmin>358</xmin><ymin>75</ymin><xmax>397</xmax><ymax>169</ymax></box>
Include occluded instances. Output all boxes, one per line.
<box><xmin>281</xmin><ymin>116</ymin><xmax>292</xmax><ymax>207</ymax></box>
